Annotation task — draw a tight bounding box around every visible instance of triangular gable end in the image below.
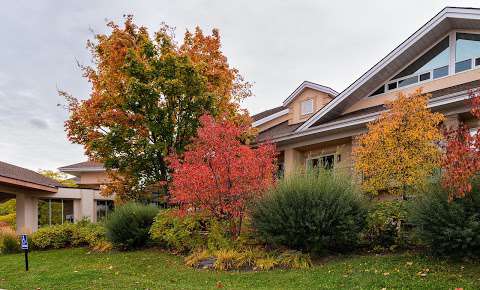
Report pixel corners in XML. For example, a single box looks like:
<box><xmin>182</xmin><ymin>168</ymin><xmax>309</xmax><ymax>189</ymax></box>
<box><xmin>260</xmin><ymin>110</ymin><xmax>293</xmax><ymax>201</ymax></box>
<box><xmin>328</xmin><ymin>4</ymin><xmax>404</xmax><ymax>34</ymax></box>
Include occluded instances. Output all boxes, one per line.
<box><xmin>282</xmin><ymin>81</ymin><xmax>338</xmax><ymax>107</ymax></box>
<box><xmin>296</xmin><ymin>7</ymin><xmax>480</xmax><ymax>132</ymax></box>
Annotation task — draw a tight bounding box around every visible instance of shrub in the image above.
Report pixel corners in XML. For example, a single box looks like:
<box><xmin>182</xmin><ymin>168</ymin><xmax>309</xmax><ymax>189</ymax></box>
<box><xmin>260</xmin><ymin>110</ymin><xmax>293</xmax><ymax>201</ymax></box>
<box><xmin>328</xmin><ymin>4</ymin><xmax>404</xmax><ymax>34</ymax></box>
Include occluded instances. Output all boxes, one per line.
<box><xmin>31</xmin><ymin>223</ymin><xmax>75</xmax><ymax>249</ymax></box>
<box><xmin>410</xmin><ymin>177</ymin><xmax>480</xmax><ymax>257</ymax></box>
<box><xmin>361</xmin><ymin>200</ymin><xmax>409</xmax><ymax>251</ymax></box>
<box><xmin>105</xmin><ymin>202</ymin><xmax>158</xmax><ymax>250</ymax></box>
<box><xmin>150</xmin><ymin>209</ymin><xmax>232</xmax><ymax>253</ymax></box>
<box><xmin>0</xmin><ymin>213</ymin><xmax>15</xmax><ymax>228</ymax></box>
<box><xmin>251</xmin><ymin>170</ymin><xmax>367</xmax><ymax>254</ymax></box>
<box><xmin>0</xmin><ymin>226</ymin><xmax>20</xmax><ymax>254</ymax></box>
<box><xmin>30</xmin><ymin>221</ymin><xmax>108</xmax><ymax>250</ymax></box>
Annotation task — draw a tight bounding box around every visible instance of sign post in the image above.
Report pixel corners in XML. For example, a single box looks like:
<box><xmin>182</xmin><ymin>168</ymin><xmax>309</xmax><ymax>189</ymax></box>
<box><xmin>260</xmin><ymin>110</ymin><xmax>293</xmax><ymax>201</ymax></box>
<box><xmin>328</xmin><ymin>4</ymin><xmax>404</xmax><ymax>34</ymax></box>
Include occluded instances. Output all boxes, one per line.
<box><xmin>20</xmin><ymin>234</ymin><xmax>29</xmax><ymax>271</ymax></box>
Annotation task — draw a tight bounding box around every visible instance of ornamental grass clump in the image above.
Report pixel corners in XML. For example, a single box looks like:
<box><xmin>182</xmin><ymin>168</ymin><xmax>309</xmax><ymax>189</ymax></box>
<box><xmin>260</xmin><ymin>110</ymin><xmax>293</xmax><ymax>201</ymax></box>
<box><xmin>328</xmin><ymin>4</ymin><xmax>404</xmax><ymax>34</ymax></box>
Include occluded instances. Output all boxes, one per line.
<box><xmin>251</xmin><ymin>169</ymin><xmax>367</xmax><ymax>254</ymax></box>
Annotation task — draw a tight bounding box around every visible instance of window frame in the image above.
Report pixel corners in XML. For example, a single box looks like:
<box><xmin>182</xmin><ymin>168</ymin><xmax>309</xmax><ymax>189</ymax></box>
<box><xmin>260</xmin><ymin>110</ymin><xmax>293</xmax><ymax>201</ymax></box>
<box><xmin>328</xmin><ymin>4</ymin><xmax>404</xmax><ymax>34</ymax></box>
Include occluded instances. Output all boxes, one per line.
<box><xmin>305</xmin><ymin>153</ymin><xmax>336</xmax><ymax>170</ymax></box>
<box><xmin>300</xmin><ymin>99</ymin><xmax>314</xmax><ymax>116</ymax></box>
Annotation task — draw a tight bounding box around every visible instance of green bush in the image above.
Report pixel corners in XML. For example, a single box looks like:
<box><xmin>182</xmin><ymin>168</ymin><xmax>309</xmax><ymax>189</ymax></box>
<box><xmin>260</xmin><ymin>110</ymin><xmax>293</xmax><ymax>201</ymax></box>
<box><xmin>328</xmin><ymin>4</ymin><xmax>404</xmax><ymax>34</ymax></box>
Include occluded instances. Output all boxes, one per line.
<box><xmin>410</xmin><ymin>178</ymin><xmax>480</xmax><ymax>257</ymax></box>
<box><xmin>0</xmin><ymin>226</ymin><xmax>20</xmax><ymax>254</ymax></box>
<box><xmin>150</xmin><ymin>209</ymin><xmax>231</xmax><ymax>253</ymax></box>
<box><xmin>105</xmin><ymin>202</ymin><xmax>158</xmax><ymax>250</ymax></box>
<box><xmin>251</xmin><ymin>170</ymin><xmax>367</xmax><ymax>254</ymax></box>
<box><xmin>31</xmin><ymin>223</ymin><xmax>74</xmax><ymax>249</ymax></box>
<box><xmin>362</xmin><ymin>200</ymin><xmax>409</xmax><ymax>251</ymax></box>
<box><xmin>31</xmin><ymin>221</ymin><xmax>107</xmax><ymax>250</ymax></box>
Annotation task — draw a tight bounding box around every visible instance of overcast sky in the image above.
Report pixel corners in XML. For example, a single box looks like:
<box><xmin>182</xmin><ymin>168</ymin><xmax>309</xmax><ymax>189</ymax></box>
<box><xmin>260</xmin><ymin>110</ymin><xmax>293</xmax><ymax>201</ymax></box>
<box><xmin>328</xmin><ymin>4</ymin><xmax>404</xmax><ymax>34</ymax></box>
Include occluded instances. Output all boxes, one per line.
<box><xmin>1</xmin><ymin>0</ymin><xmax>479</xmax><ymax>171</ymax></box>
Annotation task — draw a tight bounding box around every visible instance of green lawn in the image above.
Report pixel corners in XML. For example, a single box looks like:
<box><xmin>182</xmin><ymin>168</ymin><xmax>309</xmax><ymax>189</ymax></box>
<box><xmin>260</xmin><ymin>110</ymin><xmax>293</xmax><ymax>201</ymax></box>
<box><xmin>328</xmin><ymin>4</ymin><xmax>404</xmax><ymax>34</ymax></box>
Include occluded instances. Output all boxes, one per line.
<box><xmin>0</xmin><ymin>248</ymin><xmax>478</xmax><ymax>289</ymax></box>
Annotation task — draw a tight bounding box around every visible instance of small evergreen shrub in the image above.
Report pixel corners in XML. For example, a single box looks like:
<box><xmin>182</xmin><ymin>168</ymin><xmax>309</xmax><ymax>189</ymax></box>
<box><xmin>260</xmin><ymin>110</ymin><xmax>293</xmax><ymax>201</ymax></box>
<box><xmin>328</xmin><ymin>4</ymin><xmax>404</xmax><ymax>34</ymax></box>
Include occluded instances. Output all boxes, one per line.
<box><xmin>361</xmin><ymin>200</ymin><xmax>409</xmax><ymax>251</ymax></box>
<box><xmin>105</xmin><ymin>202</ymin><xmax>158</xmax><ymax>250</ymax></box>
<box><xmin>251</xmin><ymin>170</ymin><xmax>367</xmax><ymax>254</ymax></box>
<box><xmin>150</xmin><ymin>209</ymin><xmax>232</xmax><ymax>253</ymax></box>
<box><xmin>410</xmin><ymin>178</ymin><xmax>480</xmax><ymax>257</ymax></box>
<box><xmin>0</xmin><ymin>226</ymin><xmax>20</xmax><ymax>254</ymax></box>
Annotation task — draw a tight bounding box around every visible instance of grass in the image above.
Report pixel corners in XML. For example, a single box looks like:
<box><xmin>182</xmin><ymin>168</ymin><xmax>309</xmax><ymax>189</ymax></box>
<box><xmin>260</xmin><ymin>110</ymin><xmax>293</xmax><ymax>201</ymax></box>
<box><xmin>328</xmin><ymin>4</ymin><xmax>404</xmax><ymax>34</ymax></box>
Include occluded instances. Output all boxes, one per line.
<box><xmin>0</xmin><ymin>248</ymin><xmax>479</xmax><ymax>289</ymax></box>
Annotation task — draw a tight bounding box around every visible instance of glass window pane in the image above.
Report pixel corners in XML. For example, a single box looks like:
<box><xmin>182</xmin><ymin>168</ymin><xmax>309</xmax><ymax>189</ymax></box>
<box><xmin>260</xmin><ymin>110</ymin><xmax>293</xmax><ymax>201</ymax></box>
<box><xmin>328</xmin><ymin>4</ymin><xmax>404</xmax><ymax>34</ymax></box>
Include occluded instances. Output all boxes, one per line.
<box><xmin>387</xmin><ymin>82</ymin><xmax>397</xmax><ymax>90</ymax></box>
<box><xmin>50</xmin><ymin>200</ymin><xmax>63</xmax><ymax>225</ymax></box>
<box><xmin>63</xmin><ymin>200</ymin><xmax>74</xmax><ymax>223</ymax></box>
<box><xmin>476</xmin><ymin>57</ymin><xmax>480</xmax><ymax>67</ymax></box>
<box><xmin>321</xmin><ymin>155</ymin><xmax>335</xmax><ymax>170</ymax></box>
<box><xmin>419</xmin><ymin>72</ymin><xmax>431</xmax><ymax>81</ymax></box>
<box><xmin>301</xmin><ymin>99</ymin><xmax>313</xmax><ymax>115</ymax></box>
<box><xmin>433</xmin><ymin>65</ymin><xmax>449</xmax><ymax>79</ymax></box>
<box><xmin>455</xmin><ymin>59</ymin><xmax>472</xmax><ymax>73</ymax></box>
<box><xmin>38</xmin><ymin>199</ymin><xmax>50</xmax><ymax>227</ymax></box>
<box><xmin>456</xmin><ymin>33</ymin><xmax>480</xmax><ymax>63</ymax></box>
<box><xmin>398</xmin><ymin>75</ymin><xmax>418</xmax><ymax>87</ymax></box>
<box><xmin>394</xmin><ymin>37</ymin><xmax>449</xmax><ymax>79</ymax></box>
<box><xmin>369</xmin><ymin>86</ymin><xmax>385</xmax><ymax>97</ymax></box>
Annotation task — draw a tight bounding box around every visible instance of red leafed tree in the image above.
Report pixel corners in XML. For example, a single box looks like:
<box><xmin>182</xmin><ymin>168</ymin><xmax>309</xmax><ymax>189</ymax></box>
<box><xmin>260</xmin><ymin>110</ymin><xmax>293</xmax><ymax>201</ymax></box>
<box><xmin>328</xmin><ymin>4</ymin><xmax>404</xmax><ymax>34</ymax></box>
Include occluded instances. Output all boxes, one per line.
<box><xmin>168</xmin><ymin>115</ymin><xmax>277</xmax><ymax>237</ymax></box>
<box><xmin>442</xmin><ymin>89</ymin><xmax>480</xmax><ymax>200</ymax></box>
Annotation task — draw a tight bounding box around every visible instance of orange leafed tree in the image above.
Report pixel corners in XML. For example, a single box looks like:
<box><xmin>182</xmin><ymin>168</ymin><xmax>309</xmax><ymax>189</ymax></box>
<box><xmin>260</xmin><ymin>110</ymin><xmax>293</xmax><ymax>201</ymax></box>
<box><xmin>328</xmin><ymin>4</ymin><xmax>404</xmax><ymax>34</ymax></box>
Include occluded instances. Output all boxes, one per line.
<box><xmin>62</xmin><ymin>16</ymin><xmax>252</xmax><ymax>200</ymax></box>
<box><xmin>354</xmin><ymin>90</ymin><xmax>444</xmax><ymax>196</ymax></box>
<box><xmin>442</xmin><ymin>90</ymin><xmax>480</xmax><ymax>200</ymax></box>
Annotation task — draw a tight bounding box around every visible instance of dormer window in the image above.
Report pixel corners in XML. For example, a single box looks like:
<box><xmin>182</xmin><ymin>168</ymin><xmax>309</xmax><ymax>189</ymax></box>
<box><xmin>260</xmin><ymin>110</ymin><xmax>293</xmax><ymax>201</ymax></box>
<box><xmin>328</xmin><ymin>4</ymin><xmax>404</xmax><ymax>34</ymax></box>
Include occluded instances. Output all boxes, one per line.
<box><xmin>301</xmin><ymin>99</ymin><xmax>313</xmax><ymax>115</ymax></box>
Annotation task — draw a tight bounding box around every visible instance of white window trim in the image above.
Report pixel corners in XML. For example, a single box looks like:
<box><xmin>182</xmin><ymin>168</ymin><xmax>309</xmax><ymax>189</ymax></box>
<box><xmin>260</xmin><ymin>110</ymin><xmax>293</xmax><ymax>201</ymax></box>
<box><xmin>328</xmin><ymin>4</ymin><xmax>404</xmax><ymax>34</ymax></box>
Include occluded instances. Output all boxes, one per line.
<box><xmin>301</xmin><ymin>99</ymin><xmax>314</xmax><ymax>116</ymax></box>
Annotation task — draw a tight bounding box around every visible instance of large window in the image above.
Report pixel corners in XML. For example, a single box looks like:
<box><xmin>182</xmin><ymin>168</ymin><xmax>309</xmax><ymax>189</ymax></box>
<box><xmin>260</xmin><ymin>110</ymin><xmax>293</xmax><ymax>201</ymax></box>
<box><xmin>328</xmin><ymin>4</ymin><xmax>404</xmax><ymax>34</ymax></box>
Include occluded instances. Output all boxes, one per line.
<box><xmin>369</xmin><ymin>33</ymin><xmax>480</xmax><ymax>98</ymax></box>
<box><xmin>38</xmin><ymin>199</ymin><xmax>74</xmax><ymax>227</ymax></box>
<box><xmin>96</xmin><ymin>200</ymin><xmax>114</xmax><ymax>222</ymax></box>
<box><xmin>394</xmin><ymin>37</ymin><xmax>449</xmax><ymax>80</ymax></box>
<box><xmin>455</xmin><ymin>33</ymin><xmax>480</xmax><ymax>73</ymax></box>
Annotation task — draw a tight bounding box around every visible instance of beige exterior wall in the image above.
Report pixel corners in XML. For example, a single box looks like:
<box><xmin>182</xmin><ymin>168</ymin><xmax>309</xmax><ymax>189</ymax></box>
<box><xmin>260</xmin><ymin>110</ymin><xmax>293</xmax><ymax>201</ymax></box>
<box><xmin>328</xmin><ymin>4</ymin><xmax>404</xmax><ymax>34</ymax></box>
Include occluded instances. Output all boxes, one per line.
<box><xmin>78</xmin><ymin>171</ymin><xmax>109</xmax><ymax>187</ymax></box>
<box><xmin>14</xmin><ymin>187</ymin><xmax>114</xmax><ymax>233</ymax></box>
<box><xmin>288</xmin><ymin>88</ymin><xmax>332</xmax><ymax>124</ymax></box>
<box><xmin>343</xmin><ymin>67</ymin><xmax>480</xmax><ymax>114</ymax></box>
<box><xmin>283</xmin><ymin>138</ymin><xmax>354</xmax><ymax>177</ymax></box>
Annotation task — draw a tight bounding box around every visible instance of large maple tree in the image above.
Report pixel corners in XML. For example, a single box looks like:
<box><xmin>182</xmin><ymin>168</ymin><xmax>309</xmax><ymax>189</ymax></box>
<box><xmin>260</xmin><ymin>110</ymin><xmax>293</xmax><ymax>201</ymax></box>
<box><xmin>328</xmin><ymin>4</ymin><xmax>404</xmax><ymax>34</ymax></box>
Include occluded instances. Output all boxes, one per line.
<box><xmin>354</xmin><ymin>90</ymin><xmax>444</xmax><ymax>196</ymax></box>
<box><xmin>168</xmin><ymin>115</ymin><xmax>277</xmax><ymax>238</ymax></box>
<box><xmin>62</xmin><ymin>16</ymin><xmax>251</xmax><ymax>200</ymax></box>
<box><xmin>442</xmin><ymin>90</ymin><xmax>480</xmax><ymax>200</ymax></box>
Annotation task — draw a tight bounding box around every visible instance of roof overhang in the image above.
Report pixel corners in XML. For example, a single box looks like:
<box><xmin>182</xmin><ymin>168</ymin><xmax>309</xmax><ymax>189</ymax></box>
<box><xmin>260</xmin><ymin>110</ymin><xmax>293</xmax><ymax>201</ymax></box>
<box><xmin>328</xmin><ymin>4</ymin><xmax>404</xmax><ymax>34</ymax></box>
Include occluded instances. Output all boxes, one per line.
<box><xmin>282</xmin><ymin>81</ymin><xmax>338</xmax><ymax>107</ymax></box>
<box><xmin>297</xmin><ymin>7</ymin><xmax>480</xmax><ymax>132</ymax></box>
<box><xmin>0</xmin><ymin>175</ymin><xmax>58</xmax><ymax>193</ymax></box>
<box><xmin>252</xmin><ymin>108</ymin><xmax>289</xmax><ymax>127</ymax></box>
<box><xmin>270</xmin><ymin>89</ymin><xmax>472</xmax><ymax>147</ymax></box>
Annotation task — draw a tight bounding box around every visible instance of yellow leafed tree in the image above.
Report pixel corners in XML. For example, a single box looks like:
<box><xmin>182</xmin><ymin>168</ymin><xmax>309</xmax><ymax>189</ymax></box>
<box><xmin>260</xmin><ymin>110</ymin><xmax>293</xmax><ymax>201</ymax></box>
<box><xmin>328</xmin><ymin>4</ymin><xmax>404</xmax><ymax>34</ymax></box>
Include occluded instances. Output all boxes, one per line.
<box><xmin>353</xmin><ymin>89</ymin><xmax>444</xmax><ymax>196</ymax></box>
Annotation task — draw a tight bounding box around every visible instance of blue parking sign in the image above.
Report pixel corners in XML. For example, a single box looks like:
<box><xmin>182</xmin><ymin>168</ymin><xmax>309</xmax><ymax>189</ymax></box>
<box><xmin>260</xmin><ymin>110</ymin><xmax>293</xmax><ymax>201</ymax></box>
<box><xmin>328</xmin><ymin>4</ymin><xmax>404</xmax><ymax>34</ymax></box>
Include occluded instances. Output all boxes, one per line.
<box><xmin>21</xmin><ymin>234</ymin><xmax>28</xmax><ymax>250</ymax></box>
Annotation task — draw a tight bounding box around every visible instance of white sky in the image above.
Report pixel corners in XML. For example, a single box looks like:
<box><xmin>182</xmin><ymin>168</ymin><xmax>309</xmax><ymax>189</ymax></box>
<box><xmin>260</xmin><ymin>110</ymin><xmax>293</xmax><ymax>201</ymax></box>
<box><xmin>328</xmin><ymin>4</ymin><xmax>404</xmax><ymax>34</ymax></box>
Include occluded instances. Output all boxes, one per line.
<box><xmin>1</xmin><ymin>0</ymin><xmax>479</xmax><ymax>170</ymax></box>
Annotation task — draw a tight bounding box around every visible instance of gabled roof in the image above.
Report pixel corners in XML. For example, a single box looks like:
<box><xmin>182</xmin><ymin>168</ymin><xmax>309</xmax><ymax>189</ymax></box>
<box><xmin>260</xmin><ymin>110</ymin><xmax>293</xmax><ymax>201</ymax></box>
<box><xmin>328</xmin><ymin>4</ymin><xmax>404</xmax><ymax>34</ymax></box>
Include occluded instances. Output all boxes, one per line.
<box><xmin>283</xmin><ymin>81</ymin><xmax>338</xmax><ymax>107</ymax></box>
<box><xmin>297</xmin><ymin>7</ymin><xmax>480</xmax><ymax>132</ymax></box>
<box><xmin>0</xmin><ymin>161</ymin><xmax>62</xmax><ymax>188</ymax></box>
<box><xmin>59</xmin><ymin>161</ymin><xmax>105</xmax><ymax>172</ymax></box>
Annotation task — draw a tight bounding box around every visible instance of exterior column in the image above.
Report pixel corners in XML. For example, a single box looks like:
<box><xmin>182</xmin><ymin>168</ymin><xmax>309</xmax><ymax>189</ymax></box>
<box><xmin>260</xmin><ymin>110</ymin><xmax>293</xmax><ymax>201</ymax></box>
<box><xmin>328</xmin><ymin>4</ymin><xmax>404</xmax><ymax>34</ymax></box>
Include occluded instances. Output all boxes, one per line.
<box><xmin>73</xmin><ymin>199</ymin><xmax>82</xmax><ymax>222</ymax></box>
<box><xmin>284</xmin><ymin>148</ymin><xmax>304</xmax><ymax>177</ymax></box>
<box><xmin>16</xmin><ymin>193</ymin><xmax>38</xmax><ymax>233</ymax></box>
<box><xmin>444</xmin><ymin>114</ymin><xmax>460</xmax><ymax>131</ymax></box>
<box><xmin>80</xmin><ymin>189</ymin><xmax>96</xmax><ymax>222</ymax></box>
